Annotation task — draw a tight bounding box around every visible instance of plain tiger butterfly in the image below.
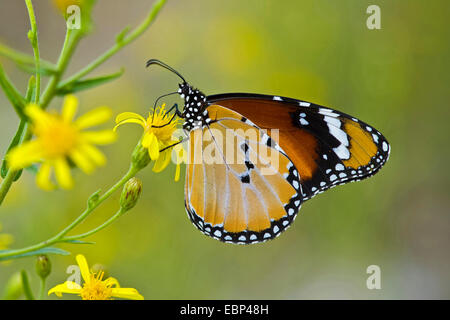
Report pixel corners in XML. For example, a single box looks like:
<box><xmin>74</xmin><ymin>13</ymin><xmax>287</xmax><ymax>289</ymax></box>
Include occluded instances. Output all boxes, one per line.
<box><xmin>146</xmin><ymin>59</ymin><xmax>391</xmax><ymax>245</ymax></box>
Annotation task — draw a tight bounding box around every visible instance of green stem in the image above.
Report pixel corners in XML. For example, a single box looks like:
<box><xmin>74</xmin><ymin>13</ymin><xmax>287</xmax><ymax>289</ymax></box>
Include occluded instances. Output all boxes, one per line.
<box><xmin>0</xmin><ymin>29</ymin><xmax>82</xmax><ymax>205</ymax></box>
<box><xmin>24</xmin><ymin>0</ymin><xmax>41</xmax><ymax>103</ymax></box>
<box><xmin>40</xmin><ymin>28</ymin><xmax>82</xmax><ymax>110</ymax></box>
<box><xmin>63</xmin><ymin>207</ymin><xmax>126</xmax><ymax>241</ymax></box>
<box><xmin>38</xmin><ymin>278</ymin><xmax>46</xmax><ymax>300</ymax></box>
<box><xmin>20</xmin><ymin>270</ymin><xmax>35</xmax><ymax>300</ymax></box>
<box><xmin>0</xmin><ymin>0</ymin><xmax>166</xmax><ymax>205</ymax></box>
<box><xmin>58</xmin><ymin>0</ymin><xmax>167</xmax><ymax>89</ymax></box>
<box><xmin>0</xmin><ymin>169</ymin><xmax>18</xmax><ymax>205</ymax></box>
<box><xmin>0</xmin><ymin>165</ymin><xmax>138</xmax><ymax>259</ymax></box>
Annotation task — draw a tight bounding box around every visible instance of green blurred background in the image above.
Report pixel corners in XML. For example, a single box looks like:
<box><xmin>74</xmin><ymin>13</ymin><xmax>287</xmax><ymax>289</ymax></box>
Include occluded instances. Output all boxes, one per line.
<box><xmin>0</xmin><ymin>0</ymin><xmax>449</xmax><ymax>299</ymax></box>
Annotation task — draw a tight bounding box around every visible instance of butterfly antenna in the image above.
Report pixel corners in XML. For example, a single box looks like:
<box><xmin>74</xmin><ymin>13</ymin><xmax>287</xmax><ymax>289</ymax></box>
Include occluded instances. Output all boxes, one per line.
<box><xmin>146</xmin><ymin>59</ymin><xmax>186</xmax><ymax>83</ymax></box>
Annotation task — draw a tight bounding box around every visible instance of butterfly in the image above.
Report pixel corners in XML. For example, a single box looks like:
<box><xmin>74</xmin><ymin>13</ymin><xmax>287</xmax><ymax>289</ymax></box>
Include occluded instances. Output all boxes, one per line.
<box><xmin>147</xmin><ymin>59</ymin><xmax>391</xmax><ymax>245</ymax></box>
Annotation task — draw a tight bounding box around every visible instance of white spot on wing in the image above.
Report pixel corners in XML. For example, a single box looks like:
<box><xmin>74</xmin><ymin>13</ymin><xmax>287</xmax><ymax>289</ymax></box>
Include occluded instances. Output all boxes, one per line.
<box><xmin>333</xmin><ymin>144</ymin><xmax>350</xmax><ymax>160</ymax></box>
<box><xmin>324</xmin><ymin>115</ymin><xmax>341</xmax><ymax>127</ymax></box>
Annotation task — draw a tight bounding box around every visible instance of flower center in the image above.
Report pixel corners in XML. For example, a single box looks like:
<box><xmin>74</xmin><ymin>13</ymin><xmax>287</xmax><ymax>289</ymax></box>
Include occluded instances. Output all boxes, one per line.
<box><xmin>80</xmin><ymin>272</ymin><xmax>113</xmax><ymax>300</ymax></box>
<box><xmin>35</xmin><ymin>116</ymin><xmax>80</xmax><ymax>158</ymax></box>
<box><xmin>146</xmin><ymin>107</ymin><xmax>179</xmax><ymax>145</ymax></box>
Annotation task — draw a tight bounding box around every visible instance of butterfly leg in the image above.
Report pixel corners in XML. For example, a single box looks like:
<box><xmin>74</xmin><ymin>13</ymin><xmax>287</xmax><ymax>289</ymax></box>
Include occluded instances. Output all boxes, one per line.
<box><xmin>151</xmin><ymin>91</ymin><xmax>178</xmax><ymax>122</ymax></box>
<box><xmin>164</xmin><ymin>103</ymin><xmax>183</xmax><ymax>118</ymax></box>
<box><xmin>159</xmin><ymin>136</ymin><xmax>188</xmax><ymax>153</ymax></box>
<box><xmin>151</xmin><ymin>103</ymin><xmax>182</xmax><ymax>128</ymax></box>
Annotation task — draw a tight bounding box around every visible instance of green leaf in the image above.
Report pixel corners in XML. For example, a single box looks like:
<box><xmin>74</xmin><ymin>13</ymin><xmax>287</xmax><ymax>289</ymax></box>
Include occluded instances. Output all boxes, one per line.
<box><xmin>78</xmin><ymin>0</ymin><xmax>98</xmax><ymax>36</ymax></box>
<box><xmin>12</xmin><ymin>169</ymin><xmax>23</xmax><ymax>182</ymax></box>
<box><xmin>25</xmin><ymin>75</ymin><xmax>36</xmax><ymax>102</ymax></box>
<box><xmin>0</xmin><ymin>247</ymin><xmax>71</xmax><ymax>262</ymax></box>
<box><xmin>1</xmin><ymin>119</ymin><xmax>26</xmax><ymax>179</ymax></box>
<box><xmin>27</xmin><ymin>30</ymin><xmax>36</xmax><ymax>46</ymax></box>
<box><xmin>116</xmin><ymin>26</ymin><xmax>131</xmax><ymax>44</ymax></box>
<box><xmin>87</xmin><ymin>189</ymin><xmax>102</xmax><ymax>209</ymax></box>
<box><xmin>0</xmin><ymin>64</ymin><xmax>27</xmax><ymax>116</ymax></box>
<box><xmin>17</xmin><ymin>63</ymin><xmax>58</xmax><ymax>76</ymax></box>
<box><xmin>24</xmin><ymin>164</ymin><xmax>38</xmax><ymax>174</ymax></box>
<box><xmin>0</xmin><ymin>43</ymin><xmax>57</xmax><ymax>74</ymax></box>
<box><xmin>56</xmin><ymin>68</ymin><xmax>124</xmax><ymax>95</ymax></box>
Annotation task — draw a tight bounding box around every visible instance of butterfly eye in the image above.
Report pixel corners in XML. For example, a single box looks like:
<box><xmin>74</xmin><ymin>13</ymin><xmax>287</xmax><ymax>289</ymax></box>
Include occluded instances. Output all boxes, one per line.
<box><xmin>181</xmin><ymin>84</ymin><xmax>190</xmax><ymax>95</ymax></box>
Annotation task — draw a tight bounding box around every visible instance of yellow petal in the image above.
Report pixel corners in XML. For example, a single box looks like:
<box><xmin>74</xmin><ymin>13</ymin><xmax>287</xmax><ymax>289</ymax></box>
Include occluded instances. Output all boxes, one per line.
<box><xmin>70</xmin><ymin>148</ymin><xmax>95</xmax><ymax>174</ymax></box>
<box><xmin>141</xmin><ymin>132</ymin><xmax>152</xmax><ymax>148</ymax></box>
<box><xmin>174</xmin><ymin>144</ymin><xmax>187</xmax><ymax>164</ymax></box>
<box><xmin>143</xmin><ymin>133</ymin><xmax>159</xmax><ymax>160</ymax></box>
<box><xmin>76</xmin><ymin>254</ymin><xmax>92</xmax><ymax>285</ymax></box>
<box><xmin>115</xmin><ymin>112</ymin><xmax>146</xmax><ymax>125</ymax></box>
<box><xmin>110</xmin><ymin>288</ymin><xmax>144</xmax><ymax>300</ymax></box>
<box><xmin>25</xmin><ymin>104</ymin><xmax>50</xmax><ymax>125</ymax></box>
<box><xmin>78</xmin><ymin>144</ymin><xmax>106</xmax><ymax>166</ymax></box>
<box><xmin>175</xmin><ymin>163</ymin><xmax>181</xmax><ymax>182</ymax></box>
<box><xmin>75</xmin><ymin>106</ymin><xmax>112</xmax><ymax>129</ymax></box>
<box><xmin>48</xmin><ymin>281</ymin><xmax>82</xmax><ymax>297</ymax></box>
<box><xmin>113</xmin><ymin>119</ymin><xmax>146</xmax><ymax>132</ymax></box>
<box><xmin>36</xmin><ymin>162</ymin><xmax>55</xmax><ymax>191</ymax></box>
<box><xmin>7</xmin><ymin>140</ymin><xmax>43</xmax><ymax>170</ymax></box>
<box><xmin>62</xmin><ymin>95</ymin><xmax>78</xmax><ymax>122</ymax></box>
<box><xmin>152</xmin><ymin>149</ymin><xmax>172</xmax><ymax>173</ymax></box>
<box><xmin>103</xmin><ymin>277</ymin><xmax>120</xmax><ymax>288</ymax></box>
<box><xmin>54</xmin><ymin>158</ymin><xmax>73</xmax><ymax>189</ymax></box>
<box><xmin>81</xmin><ymin>130</ymin><xmax>117</xmax><ymax>145</ymax></box>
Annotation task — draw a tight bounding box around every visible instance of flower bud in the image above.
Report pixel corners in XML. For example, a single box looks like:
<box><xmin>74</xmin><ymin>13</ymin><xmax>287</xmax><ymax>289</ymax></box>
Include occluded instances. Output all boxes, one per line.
<box><xmin>120</xmin><ymin>177</ymin><xmax>143</xmax><ymax>212</ymax></box>
<box><xmin>131</xmin><ymin>140</ymin><xmax>151</xmax><ymax>171</ymax></box>
<box><xmin>2</xmin><ymin>272</ymin><xmax>23</xmax><ymax>300</ymax></box>
<box><xmin>35</xmin><ymin>255</ymin><xmax>51</xmax><ymax>280</ymax></box>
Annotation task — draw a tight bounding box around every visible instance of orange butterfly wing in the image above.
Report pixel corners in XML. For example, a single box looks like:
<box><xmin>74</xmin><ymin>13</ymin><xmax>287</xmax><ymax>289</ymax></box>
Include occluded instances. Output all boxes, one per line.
<box><xmin>184</xmin><ymin>105</ymin><xmax>302</xmax><ymax>244</ymax></box>
<box><xmin>206</xmin><ymin>94</ymin><xmax>390</xmax><ymax>200</ymax></box>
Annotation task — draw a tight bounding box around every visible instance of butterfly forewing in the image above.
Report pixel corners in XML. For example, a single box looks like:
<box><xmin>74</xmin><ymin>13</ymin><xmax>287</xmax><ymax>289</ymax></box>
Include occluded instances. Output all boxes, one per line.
<box><xmin>206</xmin><ymin>93</ymin><xmax>390</xmax><ymax>201</ymax></box>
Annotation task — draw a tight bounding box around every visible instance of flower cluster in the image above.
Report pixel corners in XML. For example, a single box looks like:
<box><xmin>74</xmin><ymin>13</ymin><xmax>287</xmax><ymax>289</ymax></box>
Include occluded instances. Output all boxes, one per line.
<box><xmin>114</xmin><ymin>104</ymin><xmax>186</xmax><ymax>181</ymax></box>
<box><xmin>48</xmin><ymin>254</ymin><xmax>143</xmax><ymax>300</ymax></box>
<box><xmin>8</xmin><ymin>95</ymin><xmax>116</xmax><ymax>190</ymax></box>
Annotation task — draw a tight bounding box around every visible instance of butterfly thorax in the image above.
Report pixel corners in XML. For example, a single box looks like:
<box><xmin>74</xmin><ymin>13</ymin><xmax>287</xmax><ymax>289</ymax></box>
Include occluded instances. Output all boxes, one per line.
<box><xmin>178</xmin><ymin>83</ymin><xmax>211</xmax><ymax>131</ymax></box>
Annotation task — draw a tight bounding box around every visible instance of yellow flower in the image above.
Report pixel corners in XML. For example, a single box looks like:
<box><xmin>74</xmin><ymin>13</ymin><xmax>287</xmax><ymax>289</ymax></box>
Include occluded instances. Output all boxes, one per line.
<box><xmin>7</xmin><ymin>95</ymin><xmax>116</xmax><ymax>190</ymax></box>
<box><xmin>48</xmin><ymin>254</ymin><xmax>144</xmax><ymax>300</ymax></box>
<box><xmin>114</xmin><ymin>104</ymin><xmax>185</xmax><ymax>181</ymax></box>
<box><xmin>52</xmin><ymin>0</ymin><xmax>83</xmax><ymax>14</ymax></box>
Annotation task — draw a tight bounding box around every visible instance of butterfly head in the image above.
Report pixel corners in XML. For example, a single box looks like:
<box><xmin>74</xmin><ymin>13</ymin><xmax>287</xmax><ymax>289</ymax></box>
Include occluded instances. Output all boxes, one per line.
<box><xmin>146</xmin><ymin>59</ymin><xmax>209</xmax><ymax>129</ymax></box>
<box><xmin>177</xmin><ymin>82</ymin><xmax>207</xmax><ymax>108</ymax></box>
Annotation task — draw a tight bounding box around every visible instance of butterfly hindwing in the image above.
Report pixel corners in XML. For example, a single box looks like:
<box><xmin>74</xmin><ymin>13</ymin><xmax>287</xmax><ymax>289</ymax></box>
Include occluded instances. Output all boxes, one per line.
<box><xmin>184</xmin><ymin>105</ymin><xmax>302</xmax><ymax>244</ymax></box>
<box><xmin>206</xmin><ymin>93</ymin><xmax>390</xmax><ymax>201</ymax></box>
